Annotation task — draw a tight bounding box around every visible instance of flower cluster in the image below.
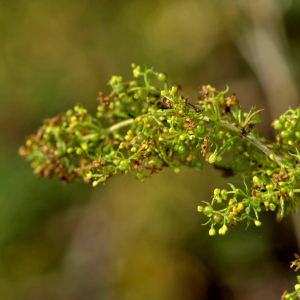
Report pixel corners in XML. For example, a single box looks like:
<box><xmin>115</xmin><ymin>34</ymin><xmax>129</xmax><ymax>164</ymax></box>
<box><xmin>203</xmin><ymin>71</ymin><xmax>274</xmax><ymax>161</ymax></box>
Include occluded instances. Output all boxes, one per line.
<box><xmin>19</xmin><ymin>65</ymin><xmax>251</xmax><ymax>186</ymax></box>
<box><xmin>20</xmin><ymin>64</ymin><xmax>300</xmax><ymax>297</ymax></box>
<box><xmin>19</xmin><ymin>64</ymin><xmax>300</xmax><ymax>224</ymax></box>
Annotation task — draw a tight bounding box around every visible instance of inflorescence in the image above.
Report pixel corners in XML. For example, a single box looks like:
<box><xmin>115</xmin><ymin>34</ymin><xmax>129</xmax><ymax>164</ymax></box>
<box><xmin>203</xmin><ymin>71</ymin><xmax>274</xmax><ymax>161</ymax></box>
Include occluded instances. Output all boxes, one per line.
<box><xmin>19</xmin><ymin>65</ymin><xmax>300</xmax><ymax>298</ymax></box>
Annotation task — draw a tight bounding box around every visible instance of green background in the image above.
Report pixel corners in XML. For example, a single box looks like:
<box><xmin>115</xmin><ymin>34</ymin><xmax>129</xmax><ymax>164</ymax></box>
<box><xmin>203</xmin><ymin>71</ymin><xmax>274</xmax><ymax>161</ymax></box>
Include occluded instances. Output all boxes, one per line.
<box><xmin>1</xmin><ymin>0</ymin><xmax>300</xmax><ymax>299</ymax></box>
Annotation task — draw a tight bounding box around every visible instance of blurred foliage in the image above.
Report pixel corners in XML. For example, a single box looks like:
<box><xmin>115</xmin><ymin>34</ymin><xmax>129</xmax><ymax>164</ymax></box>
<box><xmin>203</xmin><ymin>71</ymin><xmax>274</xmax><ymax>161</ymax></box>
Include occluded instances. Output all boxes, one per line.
<box><xmin>1</xmin><ymin>0</ymin><xmax>300</xmax><ymax>299</ymax></box>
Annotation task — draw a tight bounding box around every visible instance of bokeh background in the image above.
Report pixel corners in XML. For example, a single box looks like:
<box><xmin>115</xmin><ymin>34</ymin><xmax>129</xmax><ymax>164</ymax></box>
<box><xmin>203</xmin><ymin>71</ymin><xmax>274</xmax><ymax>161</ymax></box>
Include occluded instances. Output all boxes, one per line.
<box><xmin>1</xmin><ymin>0</ymin><xmax>300</xmax><ymax>299</ymax></box>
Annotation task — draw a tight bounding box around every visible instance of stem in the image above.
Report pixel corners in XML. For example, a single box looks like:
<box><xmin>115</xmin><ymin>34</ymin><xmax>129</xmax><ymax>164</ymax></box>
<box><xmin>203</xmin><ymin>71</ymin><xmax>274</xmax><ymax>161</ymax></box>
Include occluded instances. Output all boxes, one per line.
<box><xmin>106</xmin><ymin>118</ymin><xmax>136</xmax><ymax>133</ymax></box>
<box><xmin>218</xmin><ymin>120</ymin><xmax>291</xmax><ymax>171</ymax></box>
<box><xmin>104</xmin><ymin>113</ymin><xmax>292</xmax><ymax>171</ymax></box>
<box><xmin>259</xmin><ymin>189</ymin><xmax>300</xmax><ymax>199</ymax></box>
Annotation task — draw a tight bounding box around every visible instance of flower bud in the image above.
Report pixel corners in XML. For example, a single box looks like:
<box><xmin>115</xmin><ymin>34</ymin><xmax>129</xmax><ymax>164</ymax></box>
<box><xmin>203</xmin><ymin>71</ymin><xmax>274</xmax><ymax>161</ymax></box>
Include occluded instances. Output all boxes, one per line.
<box><xmin>92</xmin><ymin>181</ymin><xmax>99</xmax><ymax>187</ymax></box>
<box><xmin>254</xmin><ymin>220</ymin><xmax>261</xmax><ymax>226</ymax></box>
<box><xmin>209</xmin><ymin>228</ymin><xmax>216</xmax><ymax>236</ymax></box>
<box><xmin>209</xmin><ymin>155</ymin><xmax>216</xmax><ymax>164</ymax></box>
<box><xmin>295</xmin><ymin>284</ymin><xmax>300</xmax><ymax>291</ymax></box>
<box><xmin>221</xmin><ymin>189</ymin><xmax>227</xmax><ymax>200</ymax></box>
<box><xmin>218</xmin><ymin>228</ymin><xmax>225</xmax><ymax>235</ymax></box>
<box><xmin>161</xmin><ymin>90</ymin><xmax>167</xmax><ymax>96</ymax></box>
<box><xmin>214</xmin><ymin>188</ymin><xmax>220</xmax><ymax>196</ymax></box>
<box><xmin>222</xmin><ymin>225</ymin><xmax>228</xmax><ymax>232</ymax></box>
<box><xmin>197</xmin><ymin>206</ymin><xmax>204</xmax><ymax>212</ymax></box>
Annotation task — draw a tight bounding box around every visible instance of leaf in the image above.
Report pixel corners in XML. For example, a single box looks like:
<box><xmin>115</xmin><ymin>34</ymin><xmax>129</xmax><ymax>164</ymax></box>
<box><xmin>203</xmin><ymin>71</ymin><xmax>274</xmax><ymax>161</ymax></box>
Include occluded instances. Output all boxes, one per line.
<box><xmin>253</xmin><ymin>207</ymin><xmax>259</xmax><ymax>220</ymax></box>
<box><xmin>238</xmin><ymin>109</ymin><xmax>242</xmax><ymax>126</ymax></box>
<box><xmin>202</xmin><ymin>219</ymin><xmax>212</xmax><ymax>226</ymax></box>
<box><xmin>220</xmin><ymin>86</ymin><xmax>229</xmax><ymax>94</ymax></box>
<box><xmin>245</xmin><ymin>217</ymin><xmax>250</xmax><ymax>230</ymax></box>
<box><xmin>228</xmin><ymin>183</ymin><xmax>236</xmax><ymax>192</ymax></box>
<box><xmin>280</xmin><ymin>197</ymin><xmax>285</xmax><ymax>220</ymax></box>
<box><xmin>244</xmin><ymin>105</ymin><xmax>256</xmax><ymax>123</ymax></box>
<box><xmin>281</xmin><ymin>160</ymin><xmax>294</xmax><ymax>168</ymax></box>
<box><xmin>243</xmin><ymin>180</ymin><xmax>249</xmax><ymax>195</ymax></box>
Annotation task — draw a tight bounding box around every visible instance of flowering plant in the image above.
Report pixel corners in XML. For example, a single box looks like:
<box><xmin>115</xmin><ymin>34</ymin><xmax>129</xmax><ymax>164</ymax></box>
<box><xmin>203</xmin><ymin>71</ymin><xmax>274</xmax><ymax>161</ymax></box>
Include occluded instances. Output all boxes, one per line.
<box><xmin>20</xmin><ymin>65</ymin><xmax>300</xmax><ymax>299</ymax></box>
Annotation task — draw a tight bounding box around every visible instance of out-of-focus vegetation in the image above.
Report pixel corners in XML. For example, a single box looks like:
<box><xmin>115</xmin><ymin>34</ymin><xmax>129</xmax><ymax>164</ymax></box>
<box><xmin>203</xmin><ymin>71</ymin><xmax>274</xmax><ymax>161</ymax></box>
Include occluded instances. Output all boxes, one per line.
<box><xmin>1</xmin><ymin>0</ymin><xmax>300</xmax><ymax>299</ymax></box>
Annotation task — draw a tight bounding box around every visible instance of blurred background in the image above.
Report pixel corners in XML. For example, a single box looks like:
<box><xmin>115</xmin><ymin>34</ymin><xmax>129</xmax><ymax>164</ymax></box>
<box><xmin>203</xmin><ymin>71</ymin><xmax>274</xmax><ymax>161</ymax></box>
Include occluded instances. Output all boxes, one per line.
<box><xmin>1</xmin><ymin>0</ymin><xmax>300</xmax><ymax>299</ymax></box>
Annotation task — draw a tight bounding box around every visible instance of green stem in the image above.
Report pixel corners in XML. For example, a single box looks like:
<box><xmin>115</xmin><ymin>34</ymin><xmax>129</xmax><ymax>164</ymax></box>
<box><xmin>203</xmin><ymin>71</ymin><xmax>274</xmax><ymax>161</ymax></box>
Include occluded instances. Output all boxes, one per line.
<box><xmin>218</xmin><ymin>119</ymin><xmax>291</xmax><ymax>171</ymax></box>
<box><xmin>258</xmin><ymin>189</ymin><xmax>300</xmax><ymax>199</ymax></box>
<box><xmin>104</xmin><ymin>112</ymin><xmax>292</xmax><ymax>171</ymax></box>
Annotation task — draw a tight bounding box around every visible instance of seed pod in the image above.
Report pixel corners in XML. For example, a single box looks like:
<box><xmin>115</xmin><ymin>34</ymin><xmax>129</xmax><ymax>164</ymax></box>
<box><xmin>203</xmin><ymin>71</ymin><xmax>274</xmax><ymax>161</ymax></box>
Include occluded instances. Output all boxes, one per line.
<box><xmin>203</xmin><ymin>206</ymin><xmax>213</xmax><ymax>216</ymax></box>
<box><xmin>157</xmin><ymin>72</ymin><xmax>167</xmax><ymax>82</ymax></box>
<box><xmin>212</xmin><ymin>213</ymin><xmax>222</xmax><ymax>223</ymax></box>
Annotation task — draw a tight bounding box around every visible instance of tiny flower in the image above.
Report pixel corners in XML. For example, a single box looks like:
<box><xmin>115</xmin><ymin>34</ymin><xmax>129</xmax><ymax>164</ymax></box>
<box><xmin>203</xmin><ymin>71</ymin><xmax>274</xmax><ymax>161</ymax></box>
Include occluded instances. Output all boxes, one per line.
<box><xmin>209</xmin><ymin>228</ymin><xmax>216</xmax><ymax>236</ymax></box>
<box><xmin>254</xmin><ymin>220</ymin><xmax>261</xmax><ymax>226</ymax></box>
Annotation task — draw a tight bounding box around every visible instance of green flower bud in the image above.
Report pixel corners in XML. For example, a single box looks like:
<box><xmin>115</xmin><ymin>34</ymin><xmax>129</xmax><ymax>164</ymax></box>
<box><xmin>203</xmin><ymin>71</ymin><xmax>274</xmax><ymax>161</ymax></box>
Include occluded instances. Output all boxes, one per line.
<box><xmin>203</xmin><ymin>206</ymin><xmax>213</xmax><ymax>216</ymax></box>
<box><xmin>196</xmin><ymin>125</ymin><xmax>206</xmax><ymax>135</ymax></box>
<box><xmin>214</xmin><ymin>188</ymin><xmax>220</xmax><ymax>196</ymax></box>
<box><xmin>177</xmin><ymin>145</ymin><xmax>186</xmax><ymax>155</ymax></box>
<box><xmin>280</xmin><ymin>130</ymin><xmax>291</xmax><ymax>139</ymax></box>
<box><xmin>86</xmin><ymin>172</ymin><xmax>92</xmax><ymax>179</ymax></box>
<box><xmin>215</xmin><ymin>196</ymin><xmax>222</xmax><ymax>203</ymax></box>
<box><xmin>119</xmin><ymin>161</ymin><xmax>129</xmax><ymax>171</ymax></box>
<box><xmin>218</xmin><ymin>228</ymin><xmax>226</xmax><ymax>235</ymax></box>
<box><xmin>209</xmin><ymin>228</ymin><xmax>216</xmax><ymax>236</ymax></box>
<box><xmin>237</xmin><ymin>203</ymin><xmax>244</xmax><ymax>212</ymax></box>
<box><xmin>82</xmin><ymin>143</ymin><xmax>88</xmax><ymax>151</ymax></box>
<box><xmin>67</xmin><ymin>147</ymin><xmax>74</xmax><ymax>153</ymax></box>
<box><xmin>209</xmin><ymin>155</ymin><xmax>216</xmax><ymax>164</ymax></box>
<box><xmin>280</xmin><ymin>187</ymin><xmax>286</xmax><ymax>194</ymax></box>
<box><xmin>157</xmin><ymin>72</ymin><xmax>167</xmax><ymax>82</ymax></box>
<box><xmin>221</xmin><ymin>189</ymin><xmax>227</xmax><ymax>200</ymax></box>
<box><xmin>273</xmin><ymin>120</ymin><xmax>283</xmax><ymax>131</ymax></box>
<box><xmin>194</xmin><ymin>161</ymin><xmax>203</xmax><ymax>170</ymax></box>
<box><xmin>266</xmin><ymin>170</ymin><xmax>272</xmax><ymax>176</ymax></box>
<box><xmin>197</xmin><ymin>206</ymin><xmax>204</xmax><ymax>212</ymax></box>
<box><xmin>254</xmin><ymin>220</ymin><xmax>261</xmax><ymax>226</ymax></box>
<box><xmin>161</xmin><ymin>90</ymin><xmax>167</xmax><ymax>97</ymax></box>
<box><xmin>92</xmin><ymin>181</ymin><xmax>99</xmax><ymax>187</ymax></box>
<box><xmin>222</xmin><ymin>224</ymin><xmax>228</xmax><ymax>232</ymax></box>
<box><xmin>66</xmin><ymin>109</ymin><xmax>73</xmax><ymax>116</ymax></box>
<box><xmin>169</xmin><ymin>127</ymin><xmax>175</xmax><ymax>133</ymax></box>
<box><xmin>269</xmin><ymin>203</ymin><xmax>276</xmax><ymax>211</ymax></box>
<box><xmin>172</xmin><ymin>85</ymin><xmax>178</xmax><ymax>93</ymax></box>
<box><xmin>269</xmin><ymin>154</ymin><xmax>275</xmax><ymax>161</ymax></box>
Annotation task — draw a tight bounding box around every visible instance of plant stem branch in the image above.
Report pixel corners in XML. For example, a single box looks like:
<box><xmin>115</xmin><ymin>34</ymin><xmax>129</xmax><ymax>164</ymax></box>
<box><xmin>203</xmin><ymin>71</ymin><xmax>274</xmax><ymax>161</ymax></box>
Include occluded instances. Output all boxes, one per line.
<box><xmin>106</xmin><ymin>118</ymin><xmax>136</xmax><ymax>133</ymax></box>
<box><xmin>259</xmin><ymin>189</ymin><xmax>300</xmax><ymax>199</ymax></box>
<box><xmin>104</xmin><ymin>113</ymin><xmax>292</xmax><ymax>171</ymax></box>
<box><xmin>218</xmin><ymin>120</ymin><xmax>292</xmax><ymax>171</ymax></box>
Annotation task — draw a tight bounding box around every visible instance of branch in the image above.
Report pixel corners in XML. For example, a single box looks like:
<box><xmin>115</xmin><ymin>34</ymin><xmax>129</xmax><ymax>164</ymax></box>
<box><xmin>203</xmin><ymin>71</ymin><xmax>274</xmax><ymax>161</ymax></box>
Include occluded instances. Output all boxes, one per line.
<box><xmin>105</xmin><ymin>113</ymin><xmax>290</xmax><ymax>171</ymax></box>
